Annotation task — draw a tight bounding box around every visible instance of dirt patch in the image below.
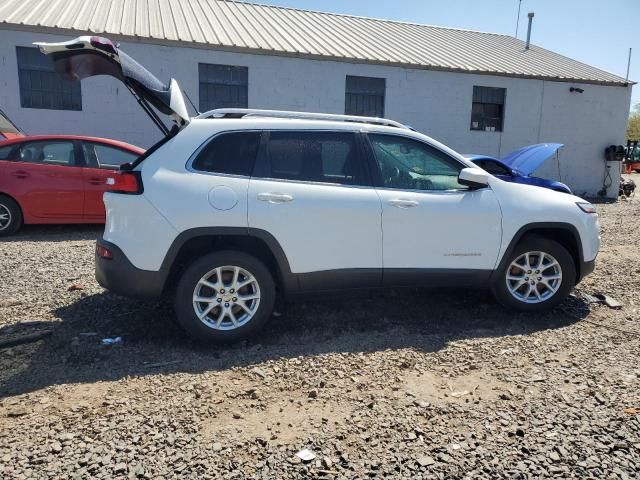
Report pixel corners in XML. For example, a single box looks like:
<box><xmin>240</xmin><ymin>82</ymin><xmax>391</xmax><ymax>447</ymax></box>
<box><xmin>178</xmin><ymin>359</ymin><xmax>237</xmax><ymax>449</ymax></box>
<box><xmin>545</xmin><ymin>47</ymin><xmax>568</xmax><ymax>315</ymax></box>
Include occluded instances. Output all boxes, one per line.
<box><xmin>202</xmin><ymin>394</ymin><xmax>351</xmax><ymax>445</ymax></box>
<box><xmin>403</xmin><ymin>370</ymin><xmax>509</xmax><ymax>404</ymax></box>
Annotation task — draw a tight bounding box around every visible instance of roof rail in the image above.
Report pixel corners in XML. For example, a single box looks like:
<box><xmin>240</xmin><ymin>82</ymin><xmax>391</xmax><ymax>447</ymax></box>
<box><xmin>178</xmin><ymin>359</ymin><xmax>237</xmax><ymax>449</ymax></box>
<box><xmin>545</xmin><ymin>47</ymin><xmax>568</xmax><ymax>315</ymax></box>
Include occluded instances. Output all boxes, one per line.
<box><xmin>196</xmin><ymin>108</ymin><xmax>409</xmax><ymax>129</ymax></box>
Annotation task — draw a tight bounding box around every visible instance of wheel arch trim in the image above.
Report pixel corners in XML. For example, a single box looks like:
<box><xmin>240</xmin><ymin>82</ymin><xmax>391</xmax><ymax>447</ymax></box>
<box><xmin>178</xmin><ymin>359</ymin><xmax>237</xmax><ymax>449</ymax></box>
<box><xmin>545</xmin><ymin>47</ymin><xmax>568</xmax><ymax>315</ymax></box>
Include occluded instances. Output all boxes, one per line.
<box><xmin>493</xmin><ymin>222</ymin><xmax>585</xmax><ymax>283</ymax></box>
<box><xmin>160</xmin><ymin>226</ymin><xmax>297</xmax><ymax>294</ymax></box>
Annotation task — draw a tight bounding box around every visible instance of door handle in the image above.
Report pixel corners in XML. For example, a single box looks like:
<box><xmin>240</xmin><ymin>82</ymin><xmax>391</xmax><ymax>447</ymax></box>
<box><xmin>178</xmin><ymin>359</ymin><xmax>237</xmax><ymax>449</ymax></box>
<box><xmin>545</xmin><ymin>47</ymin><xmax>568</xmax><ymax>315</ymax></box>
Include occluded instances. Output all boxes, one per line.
<box><xmin>257</xmin><ymin>192</ymin><xmax>294</xmax><ymax>204</ymax></box>
<box><xmin>388</xmin><ymin>199</ymin><xmax>419</xmax><ymax>208</ymax></box>
<box><xmin>88</xmin><ymin>178</ymin><xmax>104</xmax><ymax>186</ymax></box>
<box><xmin>11</xmin><ymin>170</ymin><xmax>30</xmax><ymax>179</ymax></box>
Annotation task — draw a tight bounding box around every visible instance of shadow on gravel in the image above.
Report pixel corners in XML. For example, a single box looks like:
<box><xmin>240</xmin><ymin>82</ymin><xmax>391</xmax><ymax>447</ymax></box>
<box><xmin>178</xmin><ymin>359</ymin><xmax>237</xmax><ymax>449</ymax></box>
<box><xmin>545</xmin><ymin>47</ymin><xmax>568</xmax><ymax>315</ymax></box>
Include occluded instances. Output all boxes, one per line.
<box><xmin>1</xmin><ymin>224</ymin><xmax>102</xmax><ymax>243</ymax></box>
<box><xmin>0</xmin><ymin>288</ymin><xmax>590</xmax><ymax>397</ymax></box>
<box><xmin>0</xmin><ymin>322</ymin><xmax>55</xmax><ymax>347</ymax></box>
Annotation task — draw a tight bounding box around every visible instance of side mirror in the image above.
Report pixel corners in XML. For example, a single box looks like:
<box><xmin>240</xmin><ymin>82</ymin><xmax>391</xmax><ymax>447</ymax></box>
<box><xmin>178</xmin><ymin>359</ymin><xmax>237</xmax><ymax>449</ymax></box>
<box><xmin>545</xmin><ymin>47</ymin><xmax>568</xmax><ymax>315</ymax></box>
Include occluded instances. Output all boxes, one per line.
<box><xmin>458</xmin><ymin>167</ymin><xmax>490</xmax><ymax>189</ymax></box>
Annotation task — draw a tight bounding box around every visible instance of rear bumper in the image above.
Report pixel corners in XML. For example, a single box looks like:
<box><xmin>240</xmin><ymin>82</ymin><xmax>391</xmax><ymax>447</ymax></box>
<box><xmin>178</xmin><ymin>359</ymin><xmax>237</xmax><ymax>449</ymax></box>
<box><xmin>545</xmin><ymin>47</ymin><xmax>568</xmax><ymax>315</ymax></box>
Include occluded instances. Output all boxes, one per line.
<box><xmin>95</xmin><ymin>238</ymin><xmax>166</xmax><ymax>299</ymax></box>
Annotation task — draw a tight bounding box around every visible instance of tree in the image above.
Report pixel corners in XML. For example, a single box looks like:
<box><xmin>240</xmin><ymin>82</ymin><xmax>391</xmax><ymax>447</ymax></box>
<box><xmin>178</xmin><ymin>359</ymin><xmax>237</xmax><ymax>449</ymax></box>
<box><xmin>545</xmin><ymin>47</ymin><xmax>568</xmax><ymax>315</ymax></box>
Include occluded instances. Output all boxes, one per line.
<box><xmin>628</xmin><ymin>102</ymin><xmax>640</xmax><ymax>140</ymax></box>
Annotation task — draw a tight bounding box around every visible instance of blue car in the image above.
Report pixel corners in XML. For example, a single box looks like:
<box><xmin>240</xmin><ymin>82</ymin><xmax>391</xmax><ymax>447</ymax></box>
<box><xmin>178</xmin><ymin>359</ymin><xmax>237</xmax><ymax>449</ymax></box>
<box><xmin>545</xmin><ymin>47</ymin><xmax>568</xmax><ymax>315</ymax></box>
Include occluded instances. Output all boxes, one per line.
<box><xmin>464</xmin><ymin>143</ymin><xmax>572</xmax><ymax>194</ymax></box>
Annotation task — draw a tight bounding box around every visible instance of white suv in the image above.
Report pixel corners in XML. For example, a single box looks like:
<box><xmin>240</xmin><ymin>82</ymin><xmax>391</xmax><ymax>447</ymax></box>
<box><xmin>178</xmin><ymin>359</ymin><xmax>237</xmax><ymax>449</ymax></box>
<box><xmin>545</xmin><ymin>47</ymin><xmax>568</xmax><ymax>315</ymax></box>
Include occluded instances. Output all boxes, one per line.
<box><xmin>39</xmin><ymin>37</ymin><xmax>600</xmax><ymax>343</ymax></box>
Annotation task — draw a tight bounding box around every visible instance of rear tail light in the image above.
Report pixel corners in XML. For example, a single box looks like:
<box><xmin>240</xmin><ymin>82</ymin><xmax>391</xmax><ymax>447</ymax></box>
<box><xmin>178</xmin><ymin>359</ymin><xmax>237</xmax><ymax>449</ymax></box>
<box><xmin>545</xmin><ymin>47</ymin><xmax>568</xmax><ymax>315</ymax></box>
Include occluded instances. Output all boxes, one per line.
<box><xmin>96</xmin><ymin>244</ymin><xmax>113</xmax><ymax>259</ymax></box>
<box><xmin>105</xmin><ymin>171</ymin><xmax>143</xmax><ymax>194</ymax></box>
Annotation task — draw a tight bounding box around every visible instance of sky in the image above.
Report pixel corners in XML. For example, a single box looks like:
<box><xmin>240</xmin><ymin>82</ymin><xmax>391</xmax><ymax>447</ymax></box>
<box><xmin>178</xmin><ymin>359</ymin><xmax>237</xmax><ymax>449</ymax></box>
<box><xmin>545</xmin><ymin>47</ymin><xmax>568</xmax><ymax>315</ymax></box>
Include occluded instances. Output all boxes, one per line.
<box><xmin>253</xmin><ymin>0</ymin><xmax>639</xmax><ymax>109</ymax></box>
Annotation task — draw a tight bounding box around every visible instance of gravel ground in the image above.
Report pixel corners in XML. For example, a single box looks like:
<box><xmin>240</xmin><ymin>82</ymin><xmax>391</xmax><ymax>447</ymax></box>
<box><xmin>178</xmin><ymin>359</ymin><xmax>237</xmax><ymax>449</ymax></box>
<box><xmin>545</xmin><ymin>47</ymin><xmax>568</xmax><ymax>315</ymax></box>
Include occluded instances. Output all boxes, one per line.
<box><xmin>0</xmin><ymin>191</ymin><xmax>639</xmax><ymax>479</ymax></box>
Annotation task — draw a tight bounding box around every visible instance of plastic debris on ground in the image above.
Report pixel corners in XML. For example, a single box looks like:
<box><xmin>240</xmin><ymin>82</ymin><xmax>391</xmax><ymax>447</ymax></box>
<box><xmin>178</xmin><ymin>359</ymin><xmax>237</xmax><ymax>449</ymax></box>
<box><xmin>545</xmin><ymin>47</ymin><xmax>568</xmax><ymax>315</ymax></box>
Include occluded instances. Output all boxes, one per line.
<box><xmin>296</xmin><ymin>449</ymin><xmax>316</xmax><ymax>462</ymax></box>
<box><xmin>577</xmin><ymin>292</ymin><xmax>623</xmax><ymax>309</ymax></box>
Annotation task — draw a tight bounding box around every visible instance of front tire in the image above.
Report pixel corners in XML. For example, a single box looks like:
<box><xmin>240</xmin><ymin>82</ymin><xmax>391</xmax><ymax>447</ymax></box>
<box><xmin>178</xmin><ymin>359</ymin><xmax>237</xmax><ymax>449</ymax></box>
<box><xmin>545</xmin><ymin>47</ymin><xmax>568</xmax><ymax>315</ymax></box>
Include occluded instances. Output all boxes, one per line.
<box><xmin>174</xmin><ymin>251</ymin><xmax>276</xmax><ymax>343</ymax></box>
<box><xmin>492</xmin><ymin>237</ymin><xmax>575</xmax><ymax>311</ymax></box>
<box><xmin>0</xmin><ymin>195</ymin><xmax>22</xmax><ymax>236</ymax></box>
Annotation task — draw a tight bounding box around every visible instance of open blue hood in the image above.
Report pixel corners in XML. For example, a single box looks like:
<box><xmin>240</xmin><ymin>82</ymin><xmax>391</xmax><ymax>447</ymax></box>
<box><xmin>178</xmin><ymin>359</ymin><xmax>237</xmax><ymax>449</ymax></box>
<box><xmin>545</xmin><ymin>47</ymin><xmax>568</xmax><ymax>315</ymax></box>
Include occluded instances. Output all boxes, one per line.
<box><xmin>500</xmin><ymin>143</ymin><xmax>563</xmax><ymax>176</ymax></box>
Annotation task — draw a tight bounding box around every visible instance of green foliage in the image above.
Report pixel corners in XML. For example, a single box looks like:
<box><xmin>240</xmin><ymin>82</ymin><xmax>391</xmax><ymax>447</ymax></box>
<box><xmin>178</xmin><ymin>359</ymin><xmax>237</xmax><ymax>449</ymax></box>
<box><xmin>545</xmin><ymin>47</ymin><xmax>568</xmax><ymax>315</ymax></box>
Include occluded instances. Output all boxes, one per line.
<box><xmin>628</xmin><ymin>102</ymin><xmax>640</xmax><ymax>141</ymax></box>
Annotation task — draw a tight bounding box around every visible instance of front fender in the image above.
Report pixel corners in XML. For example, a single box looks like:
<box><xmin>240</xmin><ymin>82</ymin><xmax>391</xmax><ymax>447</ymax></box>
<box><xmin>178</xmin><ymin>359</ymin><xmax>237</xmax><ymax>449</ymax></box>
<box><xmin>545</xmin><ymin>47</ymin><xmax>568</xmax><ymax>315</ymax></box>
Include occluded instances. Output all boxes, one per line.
<box><xmin>489</xmin><ymin>178</ymin><xmax>600</xmax><ymax>271</ymax></box>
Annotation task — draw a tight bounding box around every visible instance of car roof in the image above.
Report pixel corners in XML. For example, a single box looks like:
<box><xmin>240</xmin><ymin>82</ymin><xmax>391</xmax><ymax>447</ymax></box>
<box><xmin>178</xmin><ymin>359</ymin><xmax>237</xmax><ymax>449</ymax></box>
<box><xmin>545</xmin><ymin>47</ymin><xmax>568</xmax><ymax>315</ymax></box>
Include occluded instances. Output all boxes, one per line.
<box><xmin>0</xmin><ymin>135</ymin><xmax>144</xmax><ymax>153</ymax></box>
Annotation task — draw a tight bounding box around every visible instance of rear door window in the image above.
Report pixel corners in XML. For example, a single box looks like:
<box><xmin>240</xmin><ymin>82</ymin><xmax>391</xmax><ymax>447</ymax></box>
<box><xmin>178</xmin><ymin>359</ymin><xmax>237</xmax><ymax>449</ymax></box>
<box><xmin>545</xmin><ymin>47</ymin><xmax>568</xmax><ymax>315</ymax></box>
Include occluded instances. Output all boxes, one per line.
<box><xmin>191</xmin><ymin>131</ymin><xmax>260</xmax><ymax>176</ymax></box>
<box><xmin>265</xmin><ymin>131</ymin><xmax>366</xmax><ymax>185</ymax></box>
<box><xmin>83</xmin><ymin>142</ymin><xmax>139</xmax><ymax>170</ymax></box>
<box><xmin>18</xmin><ymin>141</ymin><xmax>77</xmax><ymax>166</ymax></box>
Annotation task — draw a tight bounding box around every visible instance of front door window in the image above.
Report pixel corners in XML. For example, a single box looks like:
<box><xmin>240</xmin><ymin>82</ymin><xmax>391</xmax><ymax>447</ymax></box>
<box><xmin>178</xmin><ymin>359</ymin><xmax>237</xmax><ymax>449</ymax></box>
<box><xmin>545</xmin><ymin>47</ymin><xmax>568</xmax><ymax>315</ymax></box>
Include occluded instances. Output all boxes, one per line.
<box><xmin>369</xmin><ymin>134</ymin><xmax>465</xmax><ymax>191</ymax></box>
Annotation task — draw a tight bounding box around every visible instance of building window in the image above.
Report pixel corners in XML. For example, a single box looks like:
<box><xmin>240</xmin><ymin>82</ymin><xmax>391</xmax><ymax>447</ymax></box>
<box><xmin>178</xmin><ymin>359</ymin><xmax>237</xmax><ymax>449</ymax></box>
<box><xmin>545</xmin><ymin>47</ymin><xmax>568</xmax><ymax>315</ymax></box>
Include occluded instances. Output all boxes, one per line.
<box><xmin>345</xmin><ymin>75</ymin><xmax>385</xmax><ymax>117</ymax></box>
<box><xmin>16</xmin><ymin>47</ymin><xmax>82</xmax><ymax>111</ymax></box>
<box><xmin>199</xmin><ymin>63</ymin><xmax>248</xmax><ymax>111</ymax></box>
<box><xmin>470</xmin><ymin>86</ymin><xmax>505</xmax><ymax>132</ymax></box>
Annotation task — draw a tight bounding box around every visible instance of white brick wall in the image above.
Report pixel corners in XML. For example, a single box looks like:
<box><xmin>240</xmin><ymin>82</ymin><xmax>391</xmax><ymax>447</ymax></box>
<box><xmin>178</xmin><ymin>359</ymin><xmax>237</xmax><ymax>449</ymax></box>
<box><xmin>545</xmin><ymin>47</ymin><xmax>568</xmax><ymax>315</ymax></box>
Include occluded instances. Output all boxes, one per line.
<box><xmin>0</xmin><ymin>28</ymin><xmax>631</xmax><ymax>197</ymax></box>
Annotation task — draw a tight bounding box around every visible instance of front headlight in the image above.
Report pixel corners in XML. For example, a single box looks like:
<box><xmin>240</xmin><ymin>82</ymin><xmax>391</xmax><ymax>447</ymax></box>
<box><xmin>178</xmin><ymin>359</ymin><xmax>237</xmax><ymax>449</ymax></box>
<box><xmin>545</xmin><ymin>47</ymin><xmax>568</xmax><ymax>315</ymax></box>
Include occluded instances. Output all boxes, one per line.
<box><xmin>576</xmin><ymin>202</ymin><xmax>597</xmax><ymax>214</ymax></box>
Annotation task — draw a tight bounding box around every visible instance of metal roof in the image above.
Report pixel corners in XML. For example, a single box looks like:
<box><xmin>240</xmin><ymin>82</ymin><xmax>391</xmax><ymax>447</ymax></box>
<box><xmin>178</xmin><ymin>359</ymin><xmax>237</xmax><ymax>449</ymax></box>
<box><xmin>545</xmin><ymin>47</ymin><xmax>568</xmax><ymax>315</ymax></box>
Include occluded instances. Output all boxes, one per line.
<box><xmin>0</xmin><ymin>0</ymin><xmax>630</xmax><ymax>86</ymax></box>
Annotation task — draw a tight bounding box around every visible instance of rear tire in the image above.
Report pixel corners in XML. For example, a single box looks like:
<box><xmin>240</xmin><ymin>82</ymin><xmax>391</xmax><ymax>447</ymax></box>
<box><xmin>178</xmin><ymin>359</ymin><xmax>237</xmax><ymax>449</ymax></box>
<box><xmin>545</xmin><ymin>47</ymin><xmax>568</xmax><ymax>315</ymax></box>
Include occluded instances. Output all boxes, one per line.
<box><xmin>0</xmin><ymin>195</ymin><xmax>22</xmax><ymax>236</ymax></box>
<box><xmin>492</xmin><ymin>237</ymin><xmax>575</xmax><ymax>312</ymax></box>
<box><xmin>174</xmin><ymin>251</ymin><xmax>276</xmax><ymax>343</ymax></box>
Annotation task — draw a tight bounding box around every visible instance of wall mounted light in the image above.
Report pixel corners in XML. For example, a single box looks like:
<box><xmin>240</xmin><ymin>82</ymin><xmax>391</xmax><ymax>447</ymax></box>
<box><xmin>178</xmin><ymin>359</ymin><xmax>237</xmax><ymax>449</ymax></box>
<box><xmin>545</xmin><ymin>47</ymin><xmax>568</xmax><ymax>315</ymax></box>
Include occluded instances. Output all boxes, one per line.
<box><xmin>569</xmin><ymin>87</ymin><xmax>584</xmax><ymax>93</ymax></box>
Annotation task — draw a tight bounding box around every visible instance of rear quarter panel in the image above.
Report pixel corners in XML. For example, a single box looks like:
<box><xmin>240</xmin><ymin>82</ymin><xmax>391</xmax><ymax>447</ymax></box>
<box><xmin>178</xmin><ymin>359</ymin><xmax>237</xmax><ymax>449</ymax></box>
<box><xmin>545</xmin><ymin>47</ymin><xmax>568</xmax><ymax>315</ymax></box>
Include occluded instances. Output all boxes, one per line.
<box><xmin>139</xmin><ymin>121</ymin><xmax>250</xmax><ymax>234</ymax></box>
<box><xmin>104</xmin><ymin>120</ymin><xmax>247</xmax><ymax>271</ymax></box>
<box><xmin>103</xmin><ymin>192</ymin><xmax>178</xmax><ymax>271</ymax></box>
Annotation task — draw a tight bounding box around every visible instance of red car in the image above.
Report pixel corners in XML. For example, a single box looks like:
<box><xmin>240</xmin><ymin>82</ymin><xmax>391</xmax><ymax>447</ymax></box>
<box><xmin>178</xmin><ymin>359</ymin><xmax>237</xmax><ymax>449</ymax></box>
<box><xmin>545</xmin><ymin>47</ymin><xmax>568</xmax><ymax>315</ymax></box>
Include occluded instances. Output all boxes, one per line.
<box><xmin>0</xmin><ymin>113</ymin><xmax>144</xmax><ymax>235</ymax></box>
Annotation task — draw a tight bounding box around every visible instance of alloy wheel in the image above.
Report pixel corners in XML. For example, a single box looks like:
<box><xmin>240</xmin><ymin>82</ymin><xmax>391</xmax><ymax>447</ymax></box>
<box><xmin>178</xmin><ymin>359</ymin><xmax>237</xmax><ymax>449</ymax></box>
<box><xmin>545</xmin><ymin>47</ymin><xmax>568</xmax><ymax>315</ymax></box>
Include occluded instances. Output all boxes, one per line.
<box><xmin>505</xmin><ymin>251</ymin><xmax>563</xmax><ymax>304</ymax></box>
<box><xmin>192</xmin><ymin>265</ymin><xmax>261</xmax><ymax>331</ymax></box>
<box><xmin>0</xmin><ymin>204</ymin><xmax>12</xmax><ymax>232</ymax></box>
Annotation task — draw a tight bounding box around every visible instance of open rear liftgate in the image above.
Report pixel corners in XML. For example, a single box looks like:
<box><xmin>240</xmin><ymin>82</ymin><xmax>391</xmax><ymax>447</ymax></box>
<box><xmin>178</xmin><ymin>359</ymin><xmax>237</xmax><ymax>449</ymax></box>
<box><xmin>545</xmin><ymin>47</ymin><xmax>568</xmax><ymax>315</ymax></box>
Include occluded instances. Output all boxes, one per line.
<box><xmin>35</xmin><ymin>36</ymin><xmax>190</xmax><ymax>137</ymax></box>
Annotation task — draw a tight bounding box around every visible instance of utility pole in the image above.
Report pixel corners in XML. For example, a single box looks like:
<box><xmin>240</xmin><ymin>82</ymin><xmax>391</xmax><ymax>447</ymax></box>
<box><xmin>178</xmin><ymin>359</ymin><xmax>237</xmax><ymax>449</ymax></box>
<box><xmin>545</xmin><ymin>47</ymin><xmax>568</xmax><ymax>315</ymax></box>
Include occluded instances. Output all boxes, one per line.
<box><xmin>626</xmin><ymin>47</ymin><xmax>632</xmax><ymax>82</ymax></box>
<box><xmin>515</xmin><ymin>0</ymin><xmax>523</xmax><ymax>38</ymax></box>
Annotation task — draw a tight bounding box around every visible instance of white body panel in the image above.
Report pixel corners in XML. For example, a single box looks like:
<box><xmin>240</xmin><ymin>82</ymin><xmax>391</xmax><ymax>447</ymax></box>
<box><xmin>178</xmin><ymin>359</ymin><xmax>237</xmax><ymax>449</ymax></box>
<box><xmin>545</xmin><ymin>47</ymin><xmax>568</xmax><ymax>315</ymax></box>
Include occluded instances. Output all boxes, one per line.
<box><xmin>143</xmin><ymin>168</ymin><xmax>250</xmax><ymax>234</ymax></box>
<box><xmin>137</xmin><ymin>120</ymin><xmax>250</xmax><ymax>230</ymax></box>
<box><xmin>103</xmin><ymin>192</ymin><xmax>177</xmax><ymax>271</ymax></box>
<box><xmin>490</xmin><ymin>179</ymin><xmax>601</xmax><ymax>263</ymax></box>
<box><xmin>376</xmin><ymin>188</ymin><xmax>501</xmax><ymax>270</ymax></box>
<box><xmin>248</xmin><ymin>179</ymin><xmax>382</xmax><ymax>273</ymax></box>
